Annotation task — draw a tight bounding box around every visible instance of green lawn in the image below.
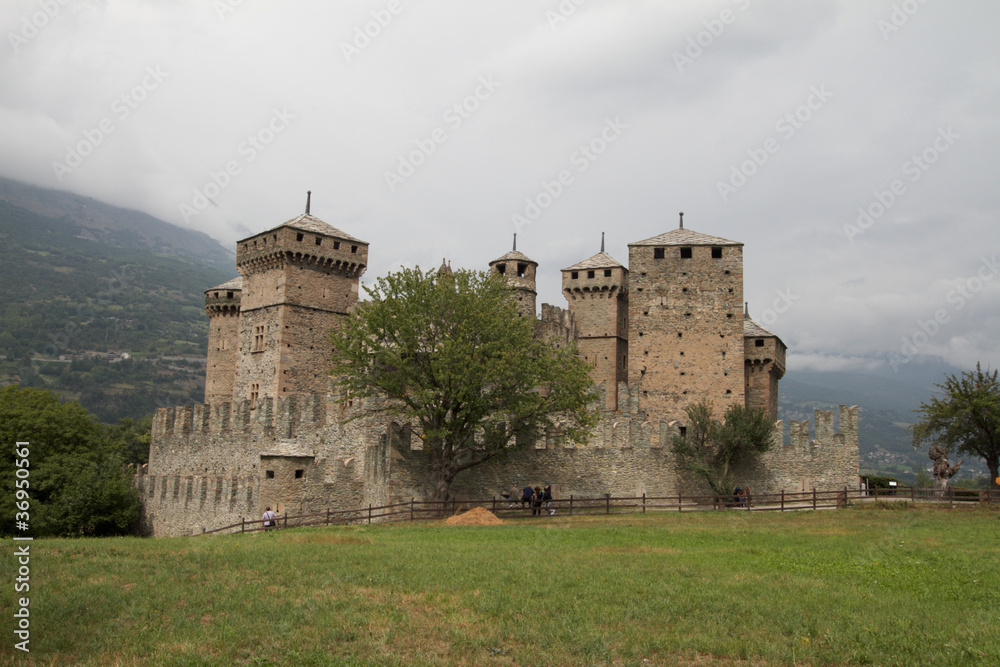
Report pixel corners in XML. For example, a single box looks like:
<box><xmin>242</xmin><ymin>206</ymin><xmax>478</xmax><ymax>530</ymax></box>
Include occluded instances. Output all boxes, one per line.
<box><xmin>2</xmin><ymin>505</ymin><xmax>999</xmax><ymax>666</ymax></box>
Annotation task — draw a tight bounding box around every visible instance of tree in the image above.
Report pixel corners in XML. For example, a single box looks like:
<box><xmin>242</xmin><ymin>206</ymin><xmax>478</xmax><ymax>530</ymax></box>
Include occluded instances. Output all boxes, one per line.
<box><xmin>0</xmin><ymin>386</ymin><xmax>142</xmax><ymax>536</ymax></box>
<box><xmin>912</xmin><ymin>363</ymin><xmax>1000</xmax><ymax>491</ymax></box>
<box><xmin>329</xmin><ymin>267</ymin><xmax>597</xmax><ymax>502</ymax></box>
<box><xmin>671</xmin><ymin>400</ymin><xmax>776</xmax><ymax>496</ymax></box>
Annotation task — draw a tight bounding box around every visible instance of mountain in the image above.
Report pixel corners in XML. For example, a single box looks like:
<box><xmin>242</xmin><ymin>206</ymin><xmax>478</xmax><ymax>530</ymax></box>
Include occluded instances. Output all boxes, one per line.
<box><xmin>778</xmin><ymin>357</ymin><xmax>987</xmax><ymax>483</ymax></box>
<box><xmin>0</xmin><ymin>178</ymin><xmax>236</xmax><ymax>422</ymax></box>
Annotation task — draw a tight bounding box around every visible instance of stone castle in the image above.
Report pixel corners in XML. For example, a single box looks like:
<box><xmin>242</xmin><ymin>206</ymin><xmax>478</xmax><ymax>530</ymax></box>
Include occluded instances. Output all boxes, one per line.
<box><xmin>138</xmin><ymin>209</ymin><xmax>859</xmax><ymax>536</ymax></box>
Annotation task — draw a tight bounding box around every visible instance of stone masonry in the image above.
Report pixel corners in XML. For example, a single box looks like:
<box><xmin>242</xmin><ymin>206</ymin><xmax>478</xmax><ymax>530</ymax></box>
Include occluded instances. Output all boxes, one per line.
<box><xmin>139</xmin><ymin>210</ymin><xmax>859</xmax><ymax>536</ymax></box>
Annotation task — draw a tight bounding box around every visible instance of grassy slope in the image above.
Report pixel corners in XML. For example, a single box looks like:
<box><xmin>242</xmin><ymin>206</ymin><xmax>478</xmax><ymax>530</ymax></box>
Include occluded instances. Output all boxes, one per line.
<box><xmin>2</xmin><ymin>507</ymin><xmax>998</xmax><ymax>666</ymax></box>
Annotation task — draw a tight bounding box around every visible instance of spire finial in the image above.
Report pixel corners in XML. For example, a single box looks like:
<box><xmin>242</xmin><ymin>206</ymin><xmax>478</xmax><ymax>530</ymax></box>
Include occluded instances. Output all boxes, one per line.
<box><xmin>513</xmin><ymin>233</ymin><xmax>517</xmax><ymax>252</ymax></box>
<box><xmin>305</xmin><ymin>190</ymin><xmax>312</xmax><ymax>215</ymax></box>
<box><xmin>679</xmin><ymin>211</ymin><xmax>684</xmax><ymax>229</ymax></box>
<box><xmin>744</xmin><ymin>301</ymin><xmax>749</xmax><ymax>318</ymax></box>
<box><xmin>601</xmin><ymin>232</ymin><xmax>605</xmax><ymax>253</ymax></box>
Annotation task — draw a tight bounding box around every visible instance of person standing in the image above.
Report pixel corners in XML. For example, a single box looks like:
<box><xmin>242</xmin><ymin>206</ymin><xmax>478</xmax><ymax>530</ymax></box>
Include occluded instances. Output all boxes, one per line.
<box><xmin>262</xmin><ymin>506</ymin><xmax>277</xmax><ymax>530</ymax></box>
<box><xmin>510</xmin><ymin>484</ymin><xmax>521</xmax><ymax>508</ymax></box>
<box><xmin>532</xmin><ymin>486</ymin><xmax>543</xmax><ymax>516</ymax></box>
<box><xmin>542</xmin><ymin>484</ymin><xmax>554</xmax><ymax>515</ymax></box>
<box><xmin>521</xmin><ymin>484</ymin><xmax>535</xmax><ymax>509</ymax></box>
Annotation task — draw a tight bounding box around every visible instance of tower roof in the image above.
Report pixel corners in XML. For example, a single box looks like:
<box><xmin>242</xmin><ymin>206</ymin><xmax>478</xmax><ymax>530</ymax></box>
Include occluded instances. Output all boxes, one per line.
<box><xmin>743</xmin><ymin>317</ymin><xmax>777</xmax><ymax>338</ymax></box>
<box><xmin>262</xmin><ymin>213</ymin><xmax>367</xmax><ymax>245</ymax></box>
<box><xmin>562</xmin><ymin>252</ymin><xmax>625</xmax><ymax>272</ymax></box>
<box><xmin>630</xmin><ymin>227</ymin><xmax>741</xmax><ymax>247</ymax></box>
<box><xmin>490</xmin><ymin>250</ymin><xmax>537</xmax><ymax>266</ymax></box>
<box><xmin>206</xmin><ymin>276</ymin><xmax>242</xmax><ymax>292</ymax></box>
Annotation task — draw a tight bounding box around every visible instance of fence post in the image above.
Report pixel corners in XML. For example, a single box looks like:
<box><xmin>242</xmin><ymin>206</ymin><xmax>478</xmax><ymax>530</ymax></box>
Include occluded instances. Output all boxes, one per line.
<box><xmin>781</xmin><ymin>489</ymin><xmax>785</xmax><ymax>512</ymax></box>
<box><xmin>605</xmin><ymin>493</ymin><xmax>610</xmax><ymax>515</ymax></box>
<box><xmin>569</xmin><ymin>495</ymin><xmax>574</xmax><ymax>516</ymax></box>
<box><xmin>492</xmin><ymin>496</ymin><xmax>496</xmax><ymax>514</ymax></box>
<box><xmin>241</xmin><ymin>518</ymin><xmax>245</xmax><ymax>534</ymax></box>
<box><xmin>678</xmin><ymin>493</ymin><xmax>682</xmax><ymax>513</ymax></box>
<box><xmin>643</xmin><ymin>493</ymin><xmax>647</xmax><ymax>514</ymax></box>
<box><xmin>812</xmin><ymin>488</ymin><xmax>817</xmax><ymax>511</ymax></box>
<box><xmin>746</xmin><ymin>490</ymin><xmax>751</xmax><ymax>511</ymax></box>
<box><xmin>410</xmin><ymin>498</ymin><xmax>414</xmax><ymax>522</ymax></box>
<box><xmin>368</xmin><ymin>504</ymin><xmax>372</xmax><ymax>524</ymax></box>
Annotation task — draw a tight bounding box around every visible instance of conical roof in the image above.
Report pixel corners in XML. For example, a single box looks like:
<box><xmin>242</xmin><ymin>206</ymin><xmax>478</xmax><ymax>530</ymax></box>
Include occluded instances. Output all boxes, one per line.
<box><xmin>631</xmin><ymin>227</ymin><xmax>741</xmax><ymax>247</ymax></box>
<box><xmin>490</xmin><ymin>250</ymin><xmax>537</xmax><ymax>265</ymax></box>
<box><xmin>206</xmin><ymin>277</ymin><xmax>242</xmax><ymax>292</ymax></box>
<box><xmin>562</xmin><ymin>252</ymin><xmax>625</xmax><ymax>272</ymax></box>
<box><xmin>744</xmin><ymin>317</ymin><xmax>777</xmax><ymax>338</ymax></box>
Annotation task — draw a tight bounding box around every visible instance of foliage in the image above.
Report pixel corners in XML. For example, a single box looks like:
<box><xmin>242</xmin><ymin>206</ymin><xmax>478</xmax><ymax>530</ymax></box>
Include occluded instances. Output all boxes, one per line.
<box><xmin>912</xmin><ymin>363</ymin><xmax>1000</xmax><ymax>489</ymax></box>
<box><xmin>863</xmin><ymin>474</ymin><xmax>900</xmax><ymax>489</ymax></box>
<box><xmin>330</xmin><ymin>267</ymin><xmax>597</xmax><ymax>501</ymax></box>
<box><xmin>671</xmin><ymin>400</ymin><xmax>776</xmax><ymax>496</ymax></box>
<box><xmin>0</xmin><ymin>386</ymin><xmax>142</xmax><ymax>536</ymax></box>
<box><xmin>911</xmin><ymin>464</ymin><xmax>933</xmax><ymax>488</ymax></box>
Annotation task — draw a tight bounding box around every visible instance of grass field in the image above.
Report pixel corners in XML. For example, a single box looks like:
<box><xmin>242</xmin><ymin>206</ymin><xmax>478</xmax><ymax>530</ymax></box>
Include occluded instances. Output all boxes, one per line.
<box><xmin>2</xmin><ymin>505</ymin><xmax>999</xmax><ymax>666</ymax></box>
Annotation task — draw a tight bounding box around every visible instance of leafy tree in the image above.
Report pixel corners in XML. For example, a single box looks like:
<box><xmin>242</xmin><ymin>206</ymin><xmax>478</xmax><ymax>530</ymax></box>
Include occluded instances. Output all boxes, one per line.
<box><xmin>912</xmin><ymin>363</ymin><xmax>1000</xmax><ymax>490</ymax></box>
<box><xmin>0</xmin><ymin>386</ymin><xmax>142</xmax><ymax>536</ymax></box>
<box><xmin>329</xmin><ymin>267</ymin><xmax>597</xmax><ymax>502</ymax></box>
<box><xmin>671</xmin><ymin>400</ymin><xmax>776</xmax><ymax>496</ymax></box>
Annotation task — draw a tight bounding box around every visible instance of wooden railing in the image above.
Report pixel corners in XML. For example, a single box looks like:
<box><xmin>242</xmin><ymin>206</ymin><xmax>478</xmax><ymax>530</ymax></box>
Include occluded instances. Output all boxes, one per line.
<box><xmin>198</xmin><ymin>486</ymin><xmax>1000</xmax><ymax>536</ymax></box>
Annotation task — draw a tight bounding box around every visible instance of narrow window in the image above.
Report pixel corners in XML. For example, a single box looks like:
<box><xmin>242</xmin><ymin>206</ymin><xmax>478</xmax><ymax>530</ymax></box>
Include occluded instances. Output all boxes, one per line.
<box><xmin>333</xmin><ymin>241</ymin><xmax>341</xmax><ymax>250</ymax></box>
<box><xmin>265</xmin><ymin>470</ymin><xmax>274</xmax><ymax>479</ymax></box>
<box><xmin>351</xmin><ymin>245</ymin><xmax>358</xmax><ymax>254</ymax></box>
<box><xmin>755</xmin><ymin>339</ymin><xmax>765</xmax><ymax>347</ymax></box>
<box><xmin>497</xmin><ymin>264</ymin><xmax>506</xmax><ymax>275</ymax></box>
<box><xmin>517</xmin><ymin>263</ymin><xmax>527</xmax><ymax>277</ymax></box>
<box><xmin>315</xmin><ymin>237</ymin><xmax>322</xmax><ymax>246</ymax></box>
<box><xmin>712</xmin><ymin>247</ymin><xmax>723</xmax><ymax>259</ymax></box>
<box><xmin>227</xmin><ymin>291</ymin><xmax>234</xmax><ymax>298</ymax></box>
<box><xmin>250</xmin><ymin>383</ymin><xmax>260</xmax><ymax>409</ymax></box>
<box><xmin>680</xmin><ymin>247</ymin><xmax>692</xmax><ymax>259</ymax></box>
<box><xmin>252</xmin><ymin>325</ymin><xmax>265</xmax><ymax>352</ymax></box>
<box><xmin>587</xmin><ymin>270</ymin><xmax>595</xmax><ymax>279</ymax></box>
<box><xmin>294</xmin><ymin>469</ymin><xmax>304</xmax><ymax>479</ymax></box>
<box><xmin>604</xmin><ymin>269</ymin><xmax>612</xmax><ymax>277</ymax></box>
<box><xmin>678</xmin><ymin>426</ymin><xmax>687</xmax><ymax>439</ymax></box>
<box><xmin>653</xmin><ymin>248</ymin><xmax>665</xmax><ymax>259</ymax></box>
<box><xmin>296</xmin><ymin>233</ymin><xmax>304</xmax><ymax>242</ymax></box>
<box><xmin>571</xmin><ymin>272</ymin><xmax>578</xmax><ymax>279</ymax></box>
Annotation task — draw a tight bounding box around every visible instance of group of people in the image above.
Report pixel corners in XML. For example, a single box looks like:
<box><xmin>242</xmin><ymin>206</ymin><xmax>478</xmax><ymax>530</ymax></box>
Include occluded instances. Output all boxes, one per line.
<box><xmin>732</xmin><ymin>486</ymin><xmax>752</xmax><ymax>507</ymax></box>
<box><xmin>502</xmin><ymin>484</ymin><xmax>555</xmax><ymax>516</ymax></box>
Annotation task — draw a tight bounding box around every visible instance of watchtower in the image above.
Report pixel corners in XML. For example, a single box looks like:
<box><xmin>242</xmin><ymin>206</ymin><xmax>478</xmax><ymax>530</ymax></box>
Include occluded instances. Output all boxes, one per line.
<box><xmin>743</xmin><ymin>305</ymin><xmax>786</xmax><ymax>419</ymax></box>
<box><xmin>627</xmin><ymin>215</ymin><xmax>744</xmax><ymax>418</ymax></box>
<box><xmin>232</xmin><ymin>195</ymin><xmax>368</xmax><ymax>407</ymax></box>
<box><xmin>489</xmin><ymin>234</ymin><xmax>537</xmax><ymax>318</ymax></box>
<box><xmin>562</xmin><ymin>234</ymin><xmax>628</xmax><ymax>410</ymax></box>
<box><xmin>204</xmin><ymin>277</ymin><xmax>242</xmax><ymax>404</ymax></box>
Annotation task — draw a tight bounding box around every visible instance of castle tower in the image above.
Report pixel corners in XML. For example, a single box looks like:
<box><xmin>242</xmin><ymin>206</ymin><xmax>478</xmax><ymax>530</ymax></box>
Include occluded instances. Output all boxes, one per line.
<box><xmin>743</xmin><ymin>305</ymin><xmax>786</xmax><ymax>419</ymax></box>
<box><xmin>489</xmin><ymin>235</ymin><xmax>537</xmax><ymax>318</ymax></box>
<box><xmin>562</xmin><ymin>234</ymin><xmax>628</xmax><ymax>410</ymax></box>
<box><xmin>627</xmin><ymin>216</ymin><xmax>744</xmax><ymax>419</ymax></box>
<box><xmin>232</xmin><ymin>209</ymin><xmax>368</xmax><ymax>406</ymax></box>
<box><xmin>204</xmin><ymin>277</ymin><xmax>242</xmax><ymax>404</ymax></box>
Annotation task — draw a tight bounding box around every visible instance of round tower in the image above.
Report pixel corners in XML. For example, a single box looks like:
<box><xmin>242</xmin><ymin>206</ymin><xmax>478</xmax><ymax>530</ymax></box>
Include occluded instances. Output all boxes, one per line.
<box><xmin>204</xmin><ymin>277</ymin><xmax>242</xmax><ymax>404</ymax></box>
<box><xmin>561</xmin><ymin>233</ymin><xmax>629</xmax><ymax>409</ymax></box>
<box><xmin>489</xmin><ymin>234</ymin><xmax>537</xmax><ymax>318</ymax></box>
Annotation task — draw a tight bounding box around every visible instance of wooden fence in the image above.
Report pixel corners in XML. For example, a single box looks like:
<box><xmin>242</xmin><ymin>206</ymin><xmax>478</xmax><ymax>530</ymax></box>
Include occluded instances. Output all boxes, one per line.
<box><xmin>199</xmin><ymin>485</ymin><xmax>1000</xmax><ymax>536</ymax></box>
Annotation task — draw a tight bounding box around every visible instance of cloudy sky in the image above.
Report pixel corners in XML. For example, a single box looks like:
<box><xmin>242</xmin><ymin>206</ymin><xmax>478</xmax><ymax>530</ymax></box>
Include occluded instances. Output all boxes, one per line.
<box><xmin>2</xmin><ymin>0</ymin><xmax>998</xmax><ymax>373</ymax></box>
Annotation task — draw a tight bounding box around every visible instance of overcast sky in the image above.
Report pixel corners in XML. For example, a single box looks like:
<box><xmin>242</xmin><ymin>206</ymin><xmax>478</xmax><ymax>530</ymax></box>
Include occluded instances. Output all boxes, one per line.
<box><xmin>2</xmin><ymin>0</ymin><xmax>998</xmax><ymax>374</ymax></box>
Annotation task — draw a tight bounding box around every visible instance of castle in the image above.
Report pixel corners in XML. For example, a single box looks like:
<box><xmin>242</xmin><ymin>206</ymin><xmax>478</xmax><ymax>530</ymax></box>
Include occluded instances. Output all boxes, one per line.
<box><xmin>138</xmin><ymin>209</ymin><xmax>859</xmax><ymax>536</ymax></box>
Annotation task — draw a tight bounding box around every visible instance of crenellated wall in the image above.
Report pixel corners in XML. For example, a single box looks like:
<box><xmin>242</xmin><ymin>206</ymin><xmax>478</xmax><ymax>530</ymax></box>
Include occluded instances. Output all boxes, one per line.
<box><xmin>140</xmin><ymin>383</ymin><xmax>859</xmax><ymax>535</ymax></box>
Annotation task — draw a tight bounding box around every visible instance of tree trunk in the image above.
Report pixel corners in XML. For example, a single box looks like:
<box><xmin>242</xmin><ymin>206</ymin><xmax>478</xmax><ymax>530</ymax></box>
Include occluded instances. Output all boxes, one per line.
<box><xmin>988</xmin><ymin>457</ymin><xmax>999</xmax><ymax>490</ymax></box>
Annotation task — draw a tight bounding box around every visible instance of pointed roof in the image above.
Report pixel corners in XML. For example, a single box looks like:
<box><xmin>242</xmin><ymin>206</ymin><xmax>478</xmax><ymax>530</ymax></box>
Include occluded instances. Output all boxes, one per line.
<box><xmin>562</xmin><ymin>252</ymin><xmax>625</xmax><ymax>272</ymax></box>
<box><xmin>630</xmin><ymin>227</ymin><xmax>741</xmax><ymax>247</ymax></box>
<box><xmin>207</xmin><ymin>277</ymin><xmax>242</xmax><ymax>292</ymax></box>
<box><xmin>490</xmin><ymin>250</ymin><xmax>537</xmax><ymax>265</ymax></box>
<box><xmin>266</xmin><ymin>213</ymin><xmax>367</xmax><ymax>245</ymax></box>
<box><xmin>744</xmin><ymin>317</ymin><xmax>777</xmax><ymax>338</ymax></box>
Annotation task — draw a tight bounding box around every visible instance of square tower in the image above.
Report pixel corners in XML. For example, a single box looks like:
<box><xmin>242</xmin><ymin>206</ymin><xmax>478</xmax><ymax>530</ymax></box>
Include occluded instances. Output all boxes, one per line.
<box><xmin>628</xmin><ymin>224</ymin><xmax>744</xmax><ymax>418</ymax></box>
<box><xmin>233</xmin><ymin>214</ymin><xmax>368</xmax><ymax>405</ymax></box>
<box><xmin>562</xmin><ymin>250</ymin><xmax>628</xmax><ymax>410</ymax></box>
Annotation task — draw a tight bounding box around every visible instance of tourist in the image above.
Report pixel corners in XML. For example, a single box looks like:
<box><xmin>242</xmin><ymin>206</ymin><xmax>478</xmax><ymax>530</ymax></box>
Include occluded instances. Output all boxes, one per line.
<box><xmin>542</xmin><ymin>484</ymin><xmax>554</xmax><ymax>515</ymax></box>
<box><xmin>521</xmin><ymin>484</ymin><xmax>535</xmax><ymax>509</ymax></box>
<box><xmin>532</xmin><ymin>485</ymin><xmax>543</xmax><ymax>515</ymax></box>
<box><xmin>262</xmin><ymin>506</ymin><xmax>277</xmax><ymax>530</ymax></box>
<box><xmin>510</xmin><ymin>484</ymin><xmax>520</xmax><ymax>508</ymax></box>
